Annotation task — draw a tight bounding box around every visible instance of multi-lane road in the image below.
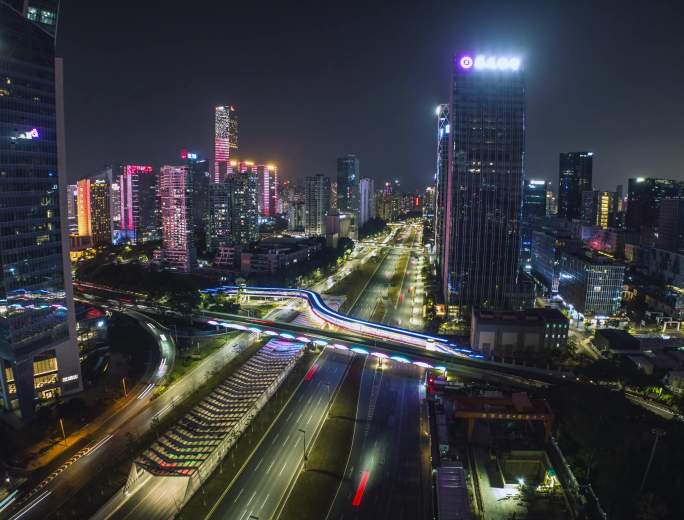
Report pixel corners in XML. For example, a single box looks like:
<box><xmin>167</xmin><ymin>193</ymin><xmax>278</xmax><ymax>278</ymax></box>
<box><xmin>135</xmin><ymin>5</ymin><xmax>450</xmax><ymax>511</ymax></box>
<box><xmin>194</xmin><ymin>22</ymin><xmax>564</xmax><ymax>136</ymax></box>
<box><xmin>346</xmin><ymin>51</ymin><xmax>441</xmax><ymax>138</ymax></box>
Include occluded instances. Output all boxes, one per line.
<box><xmin>326</xmin><ymin>360</ymin><xmax>432</xmax><ymax>520</ymax></box>
<box><xmin>203</xmin><ymin>348</ymin><xmax>351</xmax><ymax>520</ymax></box>
<box><xmin>321</xmin><ymin>224</ymin><xmax>434</xmax><ymax>519</ymax></box>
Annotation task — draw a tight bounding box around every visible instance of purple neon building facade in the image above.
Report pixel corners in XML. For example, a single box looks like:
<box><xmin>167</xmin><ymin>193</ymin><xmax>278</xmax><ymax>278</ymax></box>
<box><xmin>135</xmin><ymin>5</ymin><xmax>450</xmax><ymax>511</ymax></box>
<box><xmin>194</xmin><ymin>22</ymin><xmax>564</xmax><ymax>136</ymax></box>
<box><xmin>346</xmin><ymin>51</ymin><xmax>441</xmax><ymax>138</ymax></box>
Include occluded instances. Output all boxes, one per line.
<box><xmin>441</xmin><ymin>53</ymin><xmax>525</xmax><ymax>311</ymax></box>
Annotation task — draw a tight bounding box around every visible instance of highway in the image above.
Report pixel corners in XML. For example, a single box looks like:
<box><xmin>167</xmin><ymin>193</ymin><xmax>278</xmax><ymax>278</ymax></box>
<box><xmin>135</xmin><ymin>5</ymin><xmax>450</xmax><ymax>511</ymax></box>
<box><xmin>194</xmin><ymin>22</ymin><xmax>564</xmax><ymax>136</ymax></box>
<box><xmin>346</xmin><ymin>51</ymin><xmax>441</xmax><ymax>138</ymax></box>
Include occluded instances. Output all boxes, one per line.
<box><xmin>5</xmin><ymin>308</ymin><xmax>266</xmax><ymax>520</ymax></box>
<box><xmin>326</xmin><ymin>360</ymin><xmax>432</xmax><ymax>520</ymax></box>
<box><xmin>323</xmin><ymin>223</ymin><xmax>433</xmax><ymax>519</ymax></box>
<box><xmin>203</xmin><ymin>348</ymin><xmax>351</xmax><ymax>520</ymax></box>
<box><xmin>347</xmin><ymin>224</ymin><xmax>418</xmax><ymax>323</ymax></box>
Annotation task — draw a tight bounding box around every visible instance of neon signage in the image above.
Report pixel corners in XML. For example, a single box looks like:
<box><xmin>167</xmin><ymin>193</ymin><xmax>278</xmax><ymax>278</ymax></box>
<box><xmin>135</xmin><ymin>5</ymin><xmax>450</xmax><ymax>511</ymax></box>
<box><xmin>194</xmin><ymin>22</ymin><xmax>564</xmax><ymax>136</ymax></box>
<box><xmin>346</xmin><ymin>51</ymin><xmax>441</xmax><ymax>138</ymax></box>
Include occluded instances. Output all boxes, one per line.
<box><xmin>458</xmin><ymin>55</ymin><xmax>521</xmax><ymax>71</ymax></box>
<box><xmin>17</xmin><ymin>128</ymin><xmax>40</xmax><ymax>140</ymax></box>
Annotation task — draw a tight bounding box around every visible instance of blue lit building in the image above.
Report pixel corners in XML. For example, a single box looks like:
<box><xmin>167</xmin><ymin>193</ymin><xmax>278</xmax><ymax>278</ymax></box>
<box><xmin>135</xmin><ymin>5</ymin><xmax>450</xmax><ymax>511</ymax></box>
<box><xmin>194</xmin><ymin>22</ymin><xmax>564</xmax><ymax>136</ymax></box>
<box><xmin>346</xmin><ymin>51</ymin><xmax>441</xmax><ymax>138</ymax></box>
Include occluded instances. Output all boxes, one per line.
<box><xmin>558</xmin><ymin>249</ymin><xmax>625</xmax><ymax>316</ymax></box>
<box><xmin>520</xmin><ymin>179</ymin><xmax>549</xmax><ymax>271</ymax></box>
<box><xmin>0</xmin><ymin>1</ymin><xmax>82</xmax><ymax>418</ymax></box>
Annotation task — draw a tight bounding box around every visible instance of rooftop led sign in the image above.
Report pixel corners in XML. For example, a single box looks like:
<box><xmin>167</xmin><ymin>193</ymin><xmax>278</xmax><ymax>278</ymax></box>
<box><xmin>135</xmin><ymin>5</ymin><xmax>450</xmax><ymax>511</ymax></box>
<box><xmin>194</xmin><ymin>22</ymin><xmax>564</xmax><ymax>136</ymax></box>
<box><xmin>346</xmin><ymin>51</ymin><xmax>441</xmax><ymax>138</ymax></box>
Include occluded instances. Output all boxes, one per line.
<box><xmin>458</xmin><ymin>55</ymin><xmax>521</xmax><ymax>71</ymax></box>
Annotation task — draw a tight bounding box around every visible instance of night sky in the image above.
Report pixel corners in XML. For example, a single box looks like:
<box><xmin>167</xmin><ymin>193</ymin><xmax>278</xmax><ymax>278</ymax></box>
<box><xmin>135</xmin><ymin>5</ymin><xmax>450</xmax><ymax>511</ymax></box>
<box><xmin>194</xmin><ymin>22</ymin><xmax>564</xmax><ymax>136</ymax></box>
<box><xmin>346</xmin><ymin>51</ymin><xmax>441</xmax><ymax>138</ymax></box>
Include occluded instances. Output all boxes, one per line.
<box><xmin>57</xmin><ymin>0</ymin><xmax>684</xmax><ymax>191</ymax></box>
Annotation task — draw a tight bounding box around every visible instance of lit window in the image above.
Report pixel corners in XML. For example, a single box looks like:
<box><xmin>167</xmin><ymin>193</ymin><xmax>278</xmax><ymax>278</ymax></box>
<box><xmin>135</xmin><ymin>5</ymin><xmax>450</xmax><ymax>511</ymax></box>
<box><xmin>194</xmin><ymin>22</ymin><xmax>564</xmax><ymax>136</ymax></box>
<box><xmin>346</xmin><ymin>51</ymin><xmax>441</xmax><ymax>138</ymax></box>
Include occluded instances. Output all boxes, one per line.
<box><xmin>27</xmin><ymin>7</ymin><xmax>38</xmax><ymax>20</ymax></box>
<box><xmin>40</xmin><ymin>10</ymin><xmax>55</xmax><ymax>25</ymax></box>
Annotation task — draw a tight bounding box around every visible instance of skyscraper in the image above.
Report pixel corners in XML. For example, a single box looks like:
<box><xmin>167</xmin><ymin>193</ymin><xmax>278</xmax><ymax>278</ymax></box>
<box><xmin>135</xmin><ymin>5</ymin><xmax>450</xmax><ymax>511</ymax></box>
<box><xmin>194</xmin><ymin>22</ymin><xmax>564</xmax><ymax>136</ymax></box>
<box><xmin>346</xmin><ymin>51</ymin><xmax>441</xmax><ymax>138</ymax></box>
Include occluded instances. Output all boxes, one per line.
<box><xmin>558</xmin><ymin>152</ymin><xmax>593</xmax><ymax>221</ymax></box>
<box><xmin>66</xmin><ymin>184</ymin><xmax>78</xmax><ymax>234</ymax></box>
<box><xmin>441</xmin><ymin>53</ymin><xmax>525</xmax><ymax>310</ymax></box>
<box><xmin>89</xmin><ymin>179</ymin><xmax>112</xmax><ymax>245</ymax></box>
<box><xmin>228</xmin><ymin>165</ymin><xmax>259</xmax><ymax>245</ymax></box>
<box><xmin>214</xmin><ymin>105</ymin><xmax>238</xmax><ymax>181</ymax></box>
<box><xmin>158</xmin><ymin>166</ymin><xmax>196</xmax><ymax>271</ymax></box>
<box><xmin>626</xmin><ymin>177</ymin><xmax>683</xmax><ymax>232</ymax></box>
<box><xmin>358</xmin><ymin>177</ymin><xmax>375</xmax><ymax>226</ymax></box>
<box><xmin>305</xmin><ymin>174</ymin><xmax>331</xmax><ymax>236</ymax></box>
<box><xmin>581</xmin><ymin>190</ymin><xmax>613</xmax><ymax>229</ymax></box>
<box><xmin>182</xmin><ymin>150</ymin><xmax>210</xmax><ymax>244</ymax></box>
<box><xmin>434</xmin><ymin>103</ymin><xmax>450</xmax><ymax>273</ymax></box>
<box><xmin>657</xmin><ymin>198</ymin><xmax>684</xmax><ymax>252</ymax></box>
<box><xmin>336</xmin><ymin>155</ymin><xmax>359</xmax><ymax>214</ymax></box>
<box><xmin>118</xmin><ymin>165</ymin><xmax>157</xmax><ymax>243</ymax></box>
<box><xmin>0</xmin><ymin>1</ymin><xmax>82</xmax><ymax>418</ymax></box>
<box><xmin>522</xmin><ymin>179</ymin><xmax>548</xmax><ymax>219</ymax></box>
<box><xmin>76</xmin><ymin>178</ymin><xmax>111</xmax><ymax>246</ymax></box>
<box><xmin>76</xmin><ymin>178</ymin><xmax>92</xmax><ymax>239</ymax></box>
<box><xmin>257</xmin><ymin>164</ymin><xmax>278</xmax><ymax>218</ymax></box>
<box><xmin>207</xmin><ymin>182</ymin><xmax>233</xmax><ymax>251</ymax></box>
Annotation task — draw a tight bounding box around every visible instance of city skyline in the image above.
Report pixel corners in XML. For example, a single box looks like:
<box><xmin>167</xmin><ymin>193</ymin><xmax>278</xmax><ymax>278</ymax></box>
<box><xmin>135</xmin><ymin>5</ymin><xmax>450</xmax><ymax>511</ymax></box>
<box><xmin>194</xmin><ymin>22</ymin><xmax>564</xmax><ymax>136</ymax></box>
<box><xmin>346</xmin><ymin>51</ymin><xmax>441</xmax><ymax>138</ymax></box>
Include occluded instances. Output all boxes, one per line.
<box><xmin>57</xmin><ymin>1</ymin><xmax>684</xmax><ymax>190</ymax></box>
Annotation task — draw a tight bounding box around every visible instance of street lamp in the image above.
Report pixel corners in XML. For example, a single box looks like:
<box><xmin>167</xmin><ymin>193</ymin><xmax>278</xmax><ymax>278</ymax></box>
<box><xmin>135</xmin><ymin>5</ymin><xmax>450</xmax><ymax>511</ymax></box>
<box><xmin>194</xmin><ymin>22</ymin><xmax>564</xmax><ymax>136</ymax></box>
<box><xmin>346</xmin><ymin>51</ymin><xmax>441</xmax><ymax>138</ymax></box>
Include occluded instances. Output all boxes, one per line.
<box><xmin>639</xmin><ymin>428</ymin><xmax>666</xmax><ymax>494</ymax></box>
<box><xmin>298</xmin><ymin>428</ymin><xmax>308</xmax><ymax>468</ymax></box>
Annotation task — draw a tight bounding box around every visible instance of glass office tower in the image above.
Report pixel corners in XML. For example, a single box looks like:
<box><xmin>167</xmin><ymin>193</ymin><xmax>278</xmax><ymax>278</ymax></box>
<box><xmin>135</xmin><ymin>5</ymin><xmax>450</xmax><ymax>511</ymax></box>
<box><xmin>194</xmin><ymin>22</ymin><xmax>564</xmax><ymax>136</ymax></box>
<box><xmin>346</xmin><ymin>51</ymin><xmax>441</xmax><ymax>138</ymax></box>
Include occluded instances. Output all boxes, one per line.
<box><xmin>434</xmin><ymin>104</ymin><xmax>449</xmax><ymax>275</ymax></box>
<box><xmin>441</xmin><ymin>54</ymin><xmax>525</xmax><ymax>311</ymax></box>
<box><xmin>558</xmin><ymin>152</ymin><xmax>593</xmax><ymax>221</ymax></box>
<box><xmin>336</xmin><ymin>154</ymin><xmax>359</xmax><ymax>213</ymax></box>
<box><xmin>0</xmin><ymin>1</ymin><xmax>82</xmax><ymax>418</ymax></box>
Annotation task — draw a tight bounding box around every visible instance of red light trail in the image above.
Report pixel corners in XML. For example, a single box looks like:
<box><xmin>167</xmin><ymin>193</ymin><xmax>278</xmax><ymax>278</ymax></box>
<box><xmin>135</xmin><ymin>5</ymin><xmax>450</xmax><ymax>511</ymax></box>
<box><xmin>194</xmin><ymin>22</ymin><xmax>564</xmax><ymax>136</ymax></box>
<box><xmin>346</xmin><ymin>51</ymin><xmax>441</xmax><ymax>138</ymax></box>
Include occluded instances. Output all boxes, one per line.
<box><xmin>351</xmin><ymin>470</ymin><xmax>370</xmax><ymax>507</ymax></box>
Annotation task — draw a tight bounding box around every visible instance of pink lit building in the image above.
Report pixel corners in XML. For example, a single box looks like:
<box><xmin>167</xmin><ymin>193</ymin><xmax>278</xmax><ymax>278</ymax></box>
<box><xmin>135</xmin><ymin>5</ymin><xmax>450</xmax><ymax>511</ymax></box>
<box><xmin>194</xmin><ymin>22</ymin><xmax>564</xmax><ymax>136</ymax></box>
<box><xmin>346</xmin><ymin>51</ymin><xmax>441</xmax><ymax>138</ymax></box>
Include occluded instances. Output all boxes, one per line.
<box><xmin>214</xmin><ymin>105</ymin><xmax>238</xmax><ymax>182</ymax></box>
<box><xmin>158</xmin><ymin>165</ymin><xmax>196</xmax><ymax>271</ymax></box>
<box><xmin>257</xmin><ymin>164</ymin><xmax>278</xmax><ymax>217</ymax></box>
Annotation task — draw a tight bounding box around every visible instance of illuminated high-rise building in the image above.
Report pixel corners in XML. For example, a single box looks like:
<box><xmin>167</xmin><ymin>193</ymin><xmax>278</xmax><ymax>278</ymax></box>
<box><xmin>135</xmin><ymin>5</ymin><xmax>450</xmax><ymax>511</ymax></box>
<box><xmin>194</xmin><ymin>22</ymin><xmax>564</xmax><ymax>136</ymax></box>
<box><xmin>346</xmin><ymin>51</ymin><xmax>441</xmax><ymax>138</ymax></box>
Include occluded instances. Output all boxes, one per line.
<box><xmin>228</xmin><ymin>163</ymin><xmax>259</xmax><ymax>244</ymax></box>
<box><xmin>66</xmin><ymin>184</ymin><xmax>78</xmax><ymax>234</ymax></box>
<box><xmin>207</xmin><ymin>182</ymin><xmax>232</xmax><ymax>251</ymax></box>
<box><xmin>581</xmin><ymin>190</ymin><xmax>614</xmax><ymax>229</ymax></box>
<box><xmin>158</xmin><ymin>166</ymin><xmax>196</xmax><ymax>271</ymax></box>
<box><xmin>522</xmin><ymin>179</ymin><xmax>548</xmax><ymax>219</ymax></box>
<box><xmin>76</xmin><ymin>178</ymin><xmax>92</xmax><ymax>238</ymax></box>
<box><xmin>207</xmin><ymin>161</ymin><xmax>259</xmax><ymax>248</ymax></box>
<box><xmin>434</xmin><ymin>104</ymin><xmax>450</xmax><ymax>273</ymax></box>
<box><xmin>214</xmin><ymin>105</ymin><xmax>238</xmax><ymax>181</ymax></box>
<box><xmin>336</xmin><ymin>155</ymin><xmax>359</xmax><ymax>214</ymax></box>
<box><xmin>0</xmin><ymin>0</ymin><xmax>82</xmax><ymax>418</ymax></box>
<box><xmin>441</xmin><ymin>53</ymin><xmax>525</xmax><ymax>310</ymax></box>
<box><xmin>89</xmin><ymin>180</ymin><xmax>111</xmax><ymax>245</ymax></box>
<box><xmin>118</xmin><ymin>164</ymin><xmax>156</xmax><ymax>243</ymax></box>
<box><xmin>257</xmin><ymin>164</ymin><xmax>278</xmax><ymax>217</ymax></box>
<box><xmin>305</xmin><ymin>174</ymin><xmax>331</xmax><ymax>236</ymax></box>
<box><xmin>358</xmin><ymin>177</ymin><xmax>375</xmax><ymax>226</ymax></box>
<box><xmin>76</xmin><ymin>175</ymin><xmax>112</xmax><ymax>246</ymax></box>
<box><xmin>181</xmin><ymin>150</ymin><xmax>210</xmax><ymax>250</ymax></box>
<box><xmin>558</xmin><ymin>152</ymin><xmax>593</xmax><ymax>221</ymax></box>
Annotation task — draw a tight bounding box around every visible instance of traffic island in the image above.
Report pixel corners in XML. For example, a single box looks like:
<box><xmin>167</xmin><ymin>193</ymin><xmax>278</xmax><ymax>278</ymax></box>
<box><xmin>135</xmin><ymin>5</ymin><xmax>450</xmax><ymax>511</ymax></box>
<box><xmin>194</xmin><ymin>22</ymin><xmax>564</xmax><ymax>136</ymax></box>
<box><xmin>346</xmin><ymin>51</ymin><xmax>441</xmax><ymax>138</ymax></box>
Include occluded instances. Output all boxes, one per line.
<box><xmin>278</xmin><ymin>355</ymin><xmax>364</xmax><ymax>520</ymax></box>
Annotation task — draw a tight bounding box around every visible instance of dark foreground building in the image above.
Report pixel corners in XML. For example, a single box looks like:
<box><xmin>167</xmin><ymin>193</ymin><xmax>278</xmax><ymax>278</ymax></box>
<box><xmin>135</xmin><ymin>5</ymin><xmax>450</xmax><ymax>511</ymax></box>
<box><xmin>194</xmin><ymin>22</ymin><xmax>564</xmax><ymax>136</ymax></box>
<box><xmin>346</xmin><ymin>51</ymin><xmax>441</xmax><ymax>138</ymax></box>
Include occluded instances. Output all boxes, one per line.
<box><xmin>0</xmin><ymin>1</ymin><xmax>82</xmax><ymax>418</ymax></box>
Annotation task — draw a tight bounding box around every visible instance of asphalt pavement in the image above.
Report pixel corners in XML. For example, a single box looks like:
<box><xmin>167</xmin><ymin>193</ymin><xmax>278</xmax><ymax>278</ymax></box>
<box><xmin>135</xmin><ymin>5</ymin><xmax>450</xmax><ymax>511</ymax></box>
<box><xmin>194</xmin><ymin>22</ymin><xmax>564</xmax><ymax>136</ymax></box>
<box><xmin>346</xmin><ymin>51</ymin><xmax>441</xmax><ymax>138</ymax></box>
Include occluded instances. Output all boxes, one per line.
<box><xmin>203</xmin><ymin>348</ymin><xmax>352</xmax><ymax>520</ymax></box>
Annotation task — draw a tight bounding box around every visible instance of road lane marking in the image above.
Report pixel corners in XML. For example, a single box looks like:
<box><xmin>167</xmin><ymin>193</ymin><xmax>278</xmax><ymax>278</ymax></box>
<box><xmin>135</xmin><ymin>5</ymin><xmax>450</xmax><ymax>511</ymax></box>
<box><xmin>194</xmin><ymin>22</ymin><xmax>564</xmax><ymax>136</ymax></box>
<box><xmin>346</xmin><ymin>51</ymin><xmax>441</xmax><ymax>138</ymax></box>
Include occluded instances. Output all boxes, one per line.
<box><xmin>246</xmin><ymin>491</ymin><xmax>256</xmax><ymax>507</ymax></box>
<box><xmin>306</xmin><ymin>413</ymin><xmax>313</xmax><ymax>426</ymax></box>
<box><xmin>258</xmin><ymin>494</ymin><xmax>270</xmax><ymax>511</ymax></box>
<box><xmin>254</xmin><ymin>457</ymin><xmax>263</xmax><ymax>471</ymax></box>
<box><xmin>233</xmin><ymin>487</ymin><xmax>244</xmax><ymax>503</ymax></box>
<box><xmin>272</xmin><ymin>432</ymin><xmax>280</xmax><ymax>444</ymax></box>
<box><xmin>266</xmin><ymin>460</ymin><xmax>275</xmax><ymax>474</ymax></box>
<box><xmin>278</xmin><ymin>462</ymin><xmax>288</xmax><ymax>476</ymax></box>
<box><xmin>286</xmin><ymin>411</ymin><xmax>293</xmax><ymax>421</ymax></box>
